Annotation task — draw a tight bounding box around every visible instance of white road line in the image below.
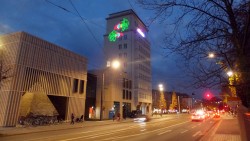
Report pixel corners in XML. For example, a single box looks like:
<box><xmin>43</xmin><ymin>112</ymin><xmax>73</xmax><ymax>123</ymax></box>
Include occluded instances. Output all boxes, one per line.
<box><xmin>157</xmin><ymin>130</ymin><xmax>172</xmax><ymax>135</ymax></box>
<box><xmin>103</xmin><ymin>121</ymin><xmax>189</xmax><ymax>140</ymax></box>
<box><xmin>180</xmin><ymin>130</ymin><xmax>188</xmax><ymax>134</ymax></box>
<box><xmin>192</xmin><ymin>131</ymin><xmax>202</xmax><ymax>137</ymax></box>
<box><xmin>140</xmin><ymin>129</ymin><xmax>146</xmax><ymax>132</ymax></box>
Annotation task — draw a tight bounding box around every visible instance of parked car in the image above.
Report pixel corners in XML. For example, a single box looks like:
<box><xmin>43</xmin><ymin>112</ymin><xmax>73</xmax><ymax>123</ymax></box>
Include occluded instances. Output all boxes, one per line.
<box><xmin>133</xmin><ymin>115</ymin><xmax>150</xmax><ymax>122</ymax></box>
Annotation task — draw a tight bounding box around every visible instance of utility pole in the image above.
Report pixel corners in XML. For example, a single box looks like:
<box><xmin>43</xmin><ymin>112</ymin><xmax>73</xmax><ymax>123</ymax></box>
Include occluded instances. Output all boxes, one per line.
<box><xmin>178</xmin><ymin>96</ymin><xmax>181</xmax><ymax>113</ymax></box>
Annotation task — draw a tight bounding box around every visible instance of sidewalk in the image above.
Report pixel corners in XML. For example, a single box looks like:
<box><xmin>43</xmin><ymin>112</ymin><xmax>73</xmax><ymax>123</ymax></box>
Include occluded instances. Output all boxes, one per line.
<box><xmin>201</xmin><ymin>114</ymin><xmax>243</xmax><ymax>141</ymax></box>
<box><xmin>0</xmin><ymin>118</ymin><xmax>133</xmax><ymax>137</ymax></box>
<box><xmin>0</xmin><ymin>114</ymin><xmax>172</xmax><ymax>137</ymax></box>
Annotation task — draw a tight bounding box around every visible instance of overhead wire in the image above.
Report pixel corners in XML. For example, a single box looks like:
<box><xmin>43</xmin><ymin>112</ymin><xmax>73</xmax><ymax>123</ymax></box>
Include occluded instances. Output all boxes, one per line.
<box><xmin>45</xmin><ymin>0</ymin><xmax>105</xmax><ymax>69</ymax></box>
<box><xmin>68</xmin><ymin>0</ymin><xmax>102</xmax><ymax>47</ymax></box>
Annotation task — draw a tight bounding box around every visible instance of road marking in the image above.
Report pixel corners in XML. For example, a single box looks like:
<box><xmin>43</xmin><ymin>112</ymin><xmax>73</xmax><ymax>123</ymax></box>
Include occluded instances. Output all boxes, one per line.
<box><xmin>191</xmin><ymin>126</ymin><xmax>196</xmax><ymax>128</ymax></box>
<box><xmin>103</xmin><ymin>121</ymin><xmax>189</xmax><ymax>140</ymax></box>
<box><xmin>157</xmin><ymin>130</ymin><xmax>172</xmax><ymax>135</ymax></box>
<box><xmin>140</xmin><ymin>129</ymin><xmax>146</xmax><ymax>132</ymax></box>
<box><xmin>192</xmin><ymin>131</ymin><xmax>202</xmax><ymax>137</ymax></box>
<box><xmin>180</xmin><ymin>130</ymin><xmax>188</xmax><ymax>134</ymax></box>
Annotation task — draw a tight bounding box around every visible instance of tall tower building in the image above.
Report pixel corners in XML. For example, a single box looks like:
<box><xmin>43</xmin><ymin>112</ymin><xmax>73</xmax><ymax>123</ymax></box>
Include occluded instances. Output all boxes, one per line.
<box><xmin>104</xmin><ymin>9</ymin><xmax>152</xmax><ymax>115</ymax></box>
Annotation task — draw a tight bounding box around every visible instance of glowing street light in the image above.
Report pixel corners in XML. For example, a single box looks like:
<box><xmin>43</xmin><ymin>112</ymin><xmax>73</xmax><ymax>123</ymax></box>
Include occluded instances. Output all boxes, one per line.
<box><xmin>227</xmin><ymin>71</ymin><xmax>233</xmax><ymax>77</ymax></box>
<box><xmin>158</xmin><ymin>84</ymin><xmax>164</xmax><ymax>91</ymax></box>
<box><xmin>111</xmin><ymin>60</ymin><xmax>120</xmax><ymax>69</ymax></box>
<box><xmin>208</xmin><ymin>52</ymin><xmax>215</xmax><ymax>58</ymax></box>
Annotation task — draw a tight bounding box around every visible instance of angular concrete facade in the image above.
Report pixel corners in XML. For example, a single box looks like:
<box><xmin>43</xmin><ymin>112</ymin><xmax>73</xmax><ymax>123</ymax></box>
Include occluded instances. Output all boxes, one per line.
<box><xmin>102</xmin><ymin>9</ymin><xmax>152</xmax><ymax>117</ymax></box>
<box><xmin>0</xmin><ymin>32</ymin><xmax>87</xmax><ymax>127</ymax></box>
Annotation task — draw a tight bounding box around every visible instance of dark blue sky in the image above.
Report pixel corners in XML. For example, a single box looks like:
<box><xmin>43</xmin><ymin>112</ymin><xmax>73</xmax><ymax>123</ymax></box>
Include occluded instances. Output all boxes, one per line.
<box><xmin>0</xmin><ymin>0</ymin><xmax>219</xmax><ymax>97</ymax></box>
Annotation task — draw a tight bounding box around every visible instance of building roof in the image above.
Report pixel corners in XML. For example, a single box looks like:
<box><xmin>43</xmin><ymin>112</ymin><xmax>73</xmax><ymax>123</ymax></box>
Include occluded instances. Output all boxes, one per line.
<box><xmin>106</xmin><ymin>9</ymin><xmax>148</xmax><ymax>31</ymax></box>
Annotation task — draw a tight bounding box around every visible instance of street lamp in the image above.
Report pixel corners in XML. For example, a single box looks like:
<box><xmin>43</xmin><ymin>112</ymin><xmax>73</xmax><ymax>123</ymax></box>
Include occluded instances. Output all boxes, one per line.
<box><xmin>158</xmin><ymin>84</ymin><xmax>163</xmax><ymax>92</ymax></box>
<box><xmin>100</xmin><ymin>59</ymin><xmax>120</xmax><ymax>121</ymax></box>
<box><xmin>208</xmin><ymin>52</ymin><xmax>215</xmax><ymax>58</ymax></box>
<box><xmin>227</xmin><ymin>70</ymin><xmax>233</xmax><ymax>77</ymax></box>
<box><xmin>158</xmin><ymin>84</ymin><xmax>164</xmax><ymax>115</ymax></box>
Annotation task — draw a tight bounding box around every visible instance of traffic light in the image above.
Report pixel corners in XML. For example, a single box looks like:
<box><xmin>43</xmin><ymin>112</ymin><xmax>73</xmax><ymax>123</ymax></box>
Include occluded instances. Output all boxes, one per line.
<box><xmin>206</xmin><ymin>94</ymin><xmax>210</xmax><ymax>97</ymax></box>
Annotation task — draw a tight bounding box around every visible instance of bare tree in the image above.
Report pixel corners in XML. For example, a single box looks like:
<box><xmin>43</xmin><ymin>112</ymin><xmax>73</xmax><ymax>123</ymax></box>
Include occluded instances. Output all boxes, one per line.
<box><xmin>137</xmin><ymin>0</ymin><xmax>250</xmax><ymax>107</ymax></box>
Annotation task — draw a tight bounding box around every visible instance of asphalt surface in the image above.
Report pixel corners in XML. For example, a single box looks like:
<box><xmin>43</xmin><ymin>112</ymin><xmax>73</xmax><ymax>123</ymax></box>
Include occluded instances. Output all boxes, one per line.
<box><xmin>0</xmin><ymin>114</ymin><xmax>219</xmax><ymax>141</ymax></box>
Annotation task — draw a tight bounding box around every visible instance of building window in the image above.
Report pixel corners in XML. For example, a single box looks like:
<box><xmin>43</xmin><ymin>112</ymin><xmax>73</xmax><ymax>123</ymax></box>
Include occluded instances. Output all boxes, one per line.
<box><xmin>126</xmin><ymin>90</ymin><xmax>128</xmax><ymax>100</ymax></box>
<box><xmin>124</xmin><ymin>44</ymin><xmax>127</xmax><ymax>49</ymax></box>
<box><xmin>123</xmin><ymin>90</ymin><xmax>126</xmax><ymax>99</ymax></box>
<box><xmin>124</xmin><ymin>35</ymin><xmax>127</xmax><ymax>40</ymax></box>
<box><xmin>129</xmin><ymin>91</ymin><xmax>132</xmax><ymax>100</ymax></box>
<box><xmin>123</xmin><ymin>62</ymin><xmax>127</xmax><ymax>68</ymax></box>
<box><xmin>79</xmin><ymin>80</ymin><xmax>84</xmax><ymax>94</ymax></box>
<box><xmin>73</xmin><ymin>79</ymin><xmax>79</xmax><ymax>93</ymax></box>
<box><xmin>129</xmin><ymin>80</ymin><xmax>132</xmax><ymax>89</ymax></box>
<box><xmin>125</xmin><ymin>79</ymin><xmax>128</xmax><ymax>88</ymax></box>
<box><xmin>119</xmin><ymin>44</ymin><xmax>122</xmax><ymax>49</ymax></box>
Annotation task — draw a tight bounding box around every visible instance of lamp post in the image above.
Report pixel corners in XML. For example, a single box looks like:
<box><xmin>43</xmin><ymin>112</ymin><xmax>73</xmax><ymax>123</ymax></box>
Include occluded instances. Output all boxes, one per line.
<box><xmin>158</xmin><ymin>84</ymin><xmax>164</xmax><ymax>115</ymax></box>
<box><xmin>100</xmin><ymin>60</ymin><xmax>120</xmax><ymax>121</ymax></box>
<box><xmin>158</xmin><ymin>84</ymin><xmax>164</xmax><ymax>92</ymax></box>
<box><xmin>178</xmin><ymin>96</ymin><xmax>181</xmax><ymax>113</ymax></box>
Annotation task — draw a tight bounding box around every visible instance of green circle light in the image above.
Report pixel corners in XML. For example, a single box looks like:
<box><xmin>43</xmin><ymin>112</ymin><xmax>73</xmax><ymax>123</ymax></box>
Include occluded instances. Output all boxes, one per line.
<box><xmin>108</xmin><ymin>30</ymin><xmax>117</xmax><ymax>42</ymax></box>
<box><xmin>121</xmin><ymin>18</ymin><xmax>129</xmax><ymax>32</ymax></box>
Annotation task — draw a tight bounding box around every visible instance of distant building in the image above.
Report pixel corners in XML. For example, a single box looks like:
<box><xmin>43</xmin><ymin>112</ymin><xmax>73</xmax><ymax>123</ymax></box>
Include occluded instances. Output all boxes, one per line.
<box><xmin>101</xmin><ymin>9</ymin><xmax>152</xmax><ymax>118</ymax></box>
<box><xmin>0</xmin><ymin>32</ymin><xmax>87</xmax><ymax>127</ymax></box>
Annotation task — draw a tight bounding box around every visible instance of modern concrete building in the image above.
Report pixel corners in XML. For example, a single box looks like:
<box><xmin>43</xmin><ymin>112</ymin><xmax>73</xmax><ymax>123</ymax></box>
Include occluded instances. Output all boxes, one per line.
<box><xmin>0</xmin><ymin>32</ymin><xmax>87</xmax><ymax>127</ymax></box>
<box><xmin>99</xmin><ymin>9</ymin><xmax>152</xmax><ymax>119</ymax></box>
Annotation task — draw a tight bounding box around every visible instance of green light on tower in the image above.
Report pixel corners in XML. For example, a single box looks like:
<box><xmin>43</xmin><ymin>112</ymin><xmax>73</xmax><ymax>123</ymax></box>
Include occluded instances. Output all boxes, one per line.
<box><xmin>108</xmin><ymin>30</ymin><xmax>117</xmax><ymax>42</ymax></box>
<box><xmin>120</xmin><ymin>18</ymin><xmax>129</xmax><ymax>32</ymax></box>
<box><xmin>108</xmin><ymin>18</ymin><xmax>130</xmax><ymax>42</ymax></box>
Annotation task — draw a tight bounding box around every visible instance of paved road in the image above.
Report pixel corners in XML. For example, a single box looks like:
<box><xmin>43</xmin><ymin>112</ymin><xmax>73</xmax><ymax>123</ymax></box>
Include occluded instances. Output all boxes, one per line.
<box><xmin>1</xmin><ymin>115</ymin><xmax>219</xmax><ymax>141</ymax></box>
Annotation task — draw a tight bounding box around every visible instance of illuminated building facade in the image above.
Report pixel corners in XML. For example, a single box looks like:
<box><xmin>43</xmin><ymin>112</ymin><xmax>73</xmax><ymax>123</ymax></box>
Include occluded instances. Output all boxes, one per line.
<box><xmin>0</xmin><ymin>32</ymin><xmax>87</xmax><ymax>127</ymax></box>
<box><xmin>101</xmin><ymin>9</ymin><xmax>152</xmax><ymax>118</ymax></box>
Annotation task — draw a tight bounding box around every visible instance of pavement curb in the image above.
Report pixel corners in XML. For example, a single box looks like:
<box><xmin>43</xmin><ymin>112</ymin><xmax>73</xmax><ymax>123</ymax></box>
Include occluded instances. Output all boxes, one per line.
<box><xmin>0</xmin><ymin>120</ymin><xmax>133</xmax><ymax>137</ymax></box>
<box><xmin>0</xmin><ymin>114</ymin><xmax>185</xmax><ymax>137</ymax></box>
